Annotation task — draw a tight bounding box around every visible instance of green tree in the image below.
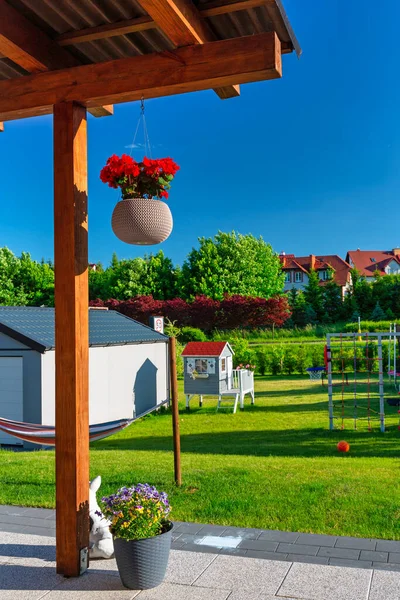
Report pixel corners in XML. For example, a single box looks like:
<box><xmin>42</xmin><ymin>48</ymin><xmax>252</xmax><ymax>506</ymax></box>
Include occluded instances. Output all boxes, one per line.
<box><xmin>323</xmin><ymin>279</ymin><xmax>343</xmax><ymax>323</ymax></box>
<box><xmin>179</xmin><ymin>231</ymin><xmax>284</xmax><ymax>300</ymax></box>
<box><xmin>303</xmin><ymin>270</ymin><xmax>324</xmax><ymax>321</ymax></box>
<box><xmin>143</xmin><ymin>251</ymin><xmax>179</xmax><ymax>299</ymax></box>
<box><xmin>370</xmin><ymin>301</ymin><xmax>386</xmax><ymax>321</ymax></box>
<box><xmin>0</xmin><ymin>247</ymin><xmax>27</xmax><ymax>305</ymax></box>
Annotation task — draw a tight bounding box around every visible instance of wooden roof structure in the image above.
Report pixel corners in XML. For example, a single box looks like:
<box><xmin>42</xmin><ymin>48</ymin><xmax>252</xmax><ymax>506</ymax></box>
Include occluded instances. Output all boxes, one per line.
<box><xmin>0</xmin><ymin>0</ymin><xmax>299</xmax><ymax>579</ymax></box>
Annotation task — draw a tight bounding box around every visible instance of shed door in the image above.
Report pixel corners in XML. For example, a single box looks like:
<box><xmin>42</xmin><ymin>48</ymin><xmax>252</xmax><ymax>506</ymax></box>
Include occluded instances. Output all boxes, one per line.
<box><xmin>0</xmin><ymin>357</ymin><xmax>23</xmax><ymax>445</ymax></box>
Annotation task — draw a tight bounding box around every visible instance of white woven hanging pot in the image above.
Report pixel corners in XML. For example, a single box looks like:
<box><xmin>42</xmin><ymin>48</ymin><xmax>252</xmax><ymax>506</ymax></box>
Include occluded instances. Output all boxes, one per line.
<box><xmin>111</xmin><ymin>197</ymin><xmax>173</xmax><ymax>245</ymax></box>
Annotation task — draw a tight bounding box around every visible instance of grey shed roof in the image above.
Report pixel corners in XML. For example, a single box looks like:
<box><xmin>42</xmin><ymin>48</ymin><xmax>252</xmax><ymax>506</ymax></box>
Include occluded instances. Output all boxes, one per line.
<box><xmin>0</xmin><ymin>307</ymin><xmax>167</xmax><ymax>353</ymax></box>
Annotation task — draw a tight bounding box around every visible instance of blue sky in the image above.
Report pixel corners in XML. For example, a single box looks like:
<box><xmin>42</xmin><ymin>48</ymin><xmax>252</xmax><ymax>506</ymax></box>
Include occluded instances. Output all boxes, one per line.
<box><xmin>1</xmin><ymin>0</ymin><xmax>399</xmax><ymax>267</ymax></box>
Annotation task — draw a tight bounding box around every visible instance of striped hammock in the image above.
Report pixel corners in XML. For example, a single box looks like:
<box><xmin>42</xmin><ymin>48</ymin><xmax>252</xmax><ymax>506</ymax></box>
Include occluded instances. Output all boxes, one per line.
<box><xmin>0</xmin><ymin>417</ymin><xmax>134</xmax><ymax>446</ymax></box>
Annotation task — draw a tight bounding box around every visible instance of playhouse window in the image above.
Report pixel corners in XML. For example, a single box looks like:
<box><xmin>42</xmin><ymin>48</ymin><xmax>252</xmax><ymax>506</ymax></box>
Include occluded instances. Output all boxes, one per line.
<box><xmin>221</xmin><ymin>357</ymin><xmax>226</xmax><ymax>373</ymax></box>
<box><xmin>295</xmin><ymin>271</ymin><xmax>303</xmax><ymax>282</ymax></box>
<box><xmin>195</xmin><ymin>359</ymin><xmax>208</xmax><ymax>373</ymax></box>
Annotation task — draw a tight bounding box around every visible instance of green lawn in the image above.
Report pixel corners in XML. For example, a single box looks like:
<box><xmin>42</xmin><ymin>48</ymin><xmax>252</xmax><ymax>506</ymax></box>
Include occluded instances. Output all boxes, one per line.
<box><xmin>1</xmin><ymin>376</ymin><xmax>400</xmax><ymax>539</ymax></box>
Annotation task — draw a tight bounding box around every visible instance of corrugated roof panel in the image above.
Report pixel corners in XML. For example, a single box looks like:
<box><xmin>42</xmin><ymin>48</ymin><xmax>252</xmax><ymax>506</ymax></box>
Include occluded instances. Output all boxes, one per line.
<box><xmin>2</xmin><ymin>0</ymin><xmax>299</xmax><ymax>77</ymax></box>
<box><xmin>0</xmin><ymin>307</ymin><xmax>167</xmax><ymax>351</ymax></box>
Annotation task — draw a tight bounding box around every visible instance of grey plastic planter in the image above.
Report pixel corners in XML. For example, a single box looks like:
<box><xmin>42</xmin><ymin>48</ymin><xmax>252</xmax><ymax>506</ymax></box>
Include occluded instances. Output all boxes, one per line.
<box><xmin>111</xmin><ymin>197</ymin><xmax>173</xmax><ymax>245</ymax></box>
<box><xmin>113</xmin><ymin>522</ymin><xmax>173</xmax><ymax>590</ymax></box>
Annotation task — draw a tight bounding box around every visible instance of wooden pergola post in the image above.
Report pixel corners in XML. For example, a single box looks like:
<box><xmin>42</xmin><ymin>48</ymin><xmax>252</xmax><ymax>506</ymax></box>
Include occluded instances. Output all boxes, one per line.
<box><xmin>53</xmin><ymin>101</ymin><xmax>90</xmax><ymax>577</ymax></box>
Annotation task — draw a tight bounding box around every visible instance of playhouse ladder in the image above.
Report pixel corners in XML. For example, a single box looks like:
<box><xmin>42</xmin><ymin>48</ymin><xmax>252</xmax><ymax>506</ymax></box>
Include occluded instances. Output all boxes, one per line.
<box><xmin>217</xmin><ymin>391</ymin><xmax>240</xmax><ymax>413</ymax></box>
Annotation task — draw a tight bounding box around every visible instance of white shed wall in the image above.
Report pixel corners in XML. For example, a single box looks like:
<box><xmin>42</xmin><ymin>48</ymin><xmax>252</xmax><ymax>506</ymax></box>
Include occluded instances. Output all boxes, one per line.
<box><xmin>41</xmin><ymin>342</ymin><xmax>168</xmax><ymax>425</ymax></box>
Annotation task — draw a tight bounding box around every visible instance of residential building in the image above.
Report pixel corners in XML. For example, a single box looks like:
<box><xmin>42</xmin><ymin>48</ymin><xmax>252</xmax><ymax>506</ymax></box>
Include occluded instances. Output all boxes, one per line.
<box><xmin>345</xmin><ymin>249</ymin><xmax>400</xmax><ymax>282</ymax></box>
<box><xmin>280</xmin><ymin>253</ymin><xmax>352</xmax><ymax>297</ymax></box>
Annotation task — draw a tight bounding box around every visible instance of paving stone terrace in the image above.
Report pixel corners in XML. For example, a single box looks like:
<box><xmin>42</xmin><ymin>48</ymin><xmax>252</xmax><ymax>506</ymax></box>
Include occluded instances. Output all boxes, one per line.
<box><xmin>1</xmin><ymin>504</ymin><xmax>400</xmax><ymax>574</ymax></box>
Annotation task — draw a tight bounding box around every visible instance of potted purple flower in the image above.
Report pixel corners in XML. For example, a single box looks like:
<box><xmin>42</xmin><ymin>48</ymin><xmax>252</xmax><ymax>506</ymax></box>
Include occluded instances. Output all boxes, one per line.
<box><xmin>101</xmin><ymin>483</ymin><xmax>172</xmax><ymax>590</ymax></box>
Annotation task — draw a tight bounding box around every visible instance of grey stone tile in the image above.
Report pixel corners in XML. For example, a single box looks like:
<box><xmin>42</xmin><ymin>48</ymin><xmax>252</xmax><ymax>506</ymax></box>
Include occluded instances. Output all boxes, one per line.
<box><xmin>171</xmin><ymin>532</ymin><xmax>182</xmax><ymax>542</ymax></box>
<box><xmin>286</xmin><ymin>554</ymin><xmax>329</xmax><ymax>565</ymax></box>
<box><xmin>220</xmin><ymin>528</ymin><xmax>261</xmax><ymax>540</ymax></box>
<box><xmin>169</xmin><ymin>533</ymin><xmax>196</xmax><ymax>543</ymax></box>
<box><xmin>388</xmin><ymin>553</ymin><xmax>400</xmax><ymax>564</ymax></box>
<box><xmin>335</xmin><ymin>536</ymin><xmax>376</xmax><ymax>551</ymax></box>
<box><xmin>360</xmin><ymin>550</ymin><xmax>388</xmax><ymax>562</ymax></box>
<box><xmin>16</xmin><ymin>525</ymin><xmax>56</xmax><ymax>537</ymax></box>
<box><xmin>228</xmin><ymin>593</ymin><xmax>288</xmax><ymax>600</ymax></box>
<box><xmin>197</xmin><ymin>525</ymin><xmax>227</xmax><ymax>535</ymax></box>
<box><xmin>278</xmin><ymin>562</ymin><xmax>372</xmax><ymax>600</ymax></box>
<box><xmin>194</xmin><ymin>554</ymin><xmax>290</xmax><ymax>594</ymax></box>
<box><xmin>0</xmin><ymin>514</ymin><xmax>56</xmax><ymax>529</ymax></box>
<box><xmin>369</xmin><ymin>568</ymin><xmax>400</xmax><ymax>600</ymax></box>
<box><xmin>245</xmin><ymin>550</ymin><xmax>284</xmax><ymax>560</ymax></box>
<box><xmin>173</xmin><ymin>523</ymin><xmax>206</xmax><ymax>534</ymax></box>
<box><xmin>0</xmin><ymin>505</ymin><xmax>29</xmax><ymax>516</ymax></box>
<box><xmin>218</xmin><ymin>548</ymin><xmax>248</xmax><ymax>557</ymax></box>
<box><xmin>373</xmin><ymin>562</ymin><xmax>400</xmax><ymax>572</ymax></box>
<box><xmin>318</xmin><ymin>546</ymin><xmax>360</xmax><ymax>560</ymax></box>
<box><xmin>0</xmin><ymin>561</ymin><xmax>63</xmax><ymax>599</ymax></box>
<box><xmin>171</xmin><ymin>541</ymin><xmax>186</xmax><ymax>550</ymax></box>
<box><xmin>328</xmin><ymin>558</ymin><xmax>372</xmax><ymax>569</ymax></box>
<box><xmin>276</xmin><ymin>543</ymin><xmax>319</xmax><ymax>557</ymax></box>
<box><xmin>0</xmin><ymin>522</ymin><xmax>27</xmax><ymax>534</ymax></box>
<box><xmin>138</xmin><ymin>583</ymin><xmax>229</xmax><ymax>600</ymax></box>
<box><xmin>22</xmin><ymin>508</ymin><xmax>55</xmax><ymax>519</ymax></box>
<box><xmin>182</xmin><ymin>543</ymin><xmax>221</xmax><ymax>554</ymax></box>
<box><xmin>45</xmin><ymin>571</ymin><xmax>139</xmax><ymax>599</ymax></box>
<box><xmin>296</xmin><ymin>533</ymin><xmax>337</xmax><ymax>547</ymax></box>
<box><xmin>258</xmin><ymin>530</ymin><xmax>299</xmax><ymax>543</ymax></box>
<box><xmin>237</xmin><ymin>540</ymin><xmax>278</xmax><ymax>552</ymax></box>
<box><xmin>376</xmin><ymin>540</ymin><xmax>400</xmax><ymax>553</ymax></box>
<box><xmin>165</xmin><ymin>549</ymin><xmax>217</xmax><ymax>585</ymax></box>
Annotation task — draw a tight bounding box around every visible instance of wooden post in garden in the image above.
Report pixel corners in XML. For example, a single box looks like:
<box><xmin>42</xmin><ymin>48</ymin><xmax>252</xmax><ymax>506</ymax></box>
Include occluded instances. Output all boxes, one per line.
<box><xmin>54</xmin><ymin>101</ymin><xmax>90</xmax><ymax>577</ymax></box>
<box><xmin>169</xmin><ymin>337</ymin><xmax>182</xmax><ymax>486</ymax></box>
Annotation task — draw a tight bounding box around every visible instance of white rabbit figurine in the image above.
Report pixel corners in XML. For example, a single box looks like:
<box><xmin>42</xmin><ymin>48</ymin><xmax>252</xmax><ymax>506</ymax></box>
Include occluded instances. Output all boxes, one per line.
<box><xmin>89</xmin><ymin>476</ymin><xmax>114</xmax><ymax>559</ymax></box>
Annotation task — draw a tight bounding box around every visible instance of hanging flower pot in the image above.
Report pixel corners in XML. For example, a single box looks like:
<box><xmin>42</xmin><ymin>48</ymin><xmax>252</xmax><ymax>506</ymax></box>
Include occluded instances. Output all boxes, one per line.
<box><xmin>112</xmin><ymin>198</ymin><xmax>173</xmax><ymax>245</ymax></box>
<box><xmin>100</xmin><ymin>154</ymin><xmax>179</xmax><ymax>246</ymax></box>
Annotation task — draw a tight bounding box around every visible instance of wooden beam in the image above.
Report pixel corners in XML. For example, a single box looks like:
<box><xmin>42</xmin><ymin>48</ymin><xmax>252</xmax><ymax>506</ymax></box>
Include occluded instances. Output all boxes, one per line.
<box><xmin>54</xmin><ymin>101</ymin><xmax>89</xmax><ymax>578</ymax></box>
<box><xmin>135</xmin><ymin>0</ymin><xmax>239</xmax><ymax>98</ymax></box>
<box><xmin>169</xmin><ymin>337</ymin><xmax>181</xmax><ymax>486</ymax></box>
<box><xmin>0</xmin><ymin>1</ymin><xmax>112</xmax><ymax>118</ymax></box>
<box><xmin>86</xmin><ymin>104</ymin><xmax>114</xmax><ymax>117</ymax></box>
<box><xmin>0</xmin><ymin>33</ymin><xmax>281</xmax><ymax>122</ymax></box>
<box><xmin>56</xmin><ymin>0</ymin><xmax>274</xmax><ymax>45</ymax></box>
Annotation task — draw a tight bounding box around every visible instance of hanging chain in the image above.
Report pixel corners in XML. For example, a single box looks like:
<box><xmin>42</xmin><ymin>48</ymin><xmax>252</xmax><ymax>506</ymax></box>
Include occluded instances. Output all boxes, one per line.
<box><xmin>128</xmin><ymin>97</ymin><xmax>152</xmax><ymax>159</ymax></box>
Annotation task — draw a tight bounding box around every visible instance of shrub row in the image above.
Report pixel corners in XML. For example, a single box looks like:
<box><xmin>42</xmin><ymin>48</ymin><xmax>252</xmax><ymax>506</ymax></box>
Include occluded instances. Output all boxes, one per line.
<box><xmin>344</xmin><ymin>320</ymin><xmax>395</xmax><ymax>333</ymax></box>
<box><xmin>90</xmin><ymin>294</ymin><xmax>291</xmax><ymax>331</ymax></box>
<box><xmin>225</xmin><ymin>339</ymin><xmax>392</xmax><ymax>376</ymax></box>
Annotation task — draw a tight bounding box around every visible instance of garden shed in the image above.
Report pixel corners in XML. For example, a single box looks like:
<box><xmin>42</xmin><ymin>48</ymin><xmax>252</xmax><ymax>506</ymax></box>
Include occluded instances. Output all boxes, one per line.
<box><xmin>0</xmin><ymin>306</ymin><xmax>169</xmax><ymax>447</ymax></box>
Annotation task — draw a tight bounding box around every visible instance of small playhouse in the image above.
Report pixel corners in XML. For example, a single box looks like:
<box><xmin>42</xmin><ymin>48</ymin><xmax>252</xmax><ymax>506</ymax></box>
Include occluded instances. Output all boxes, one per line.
<box><xmin>181</xmin><ymin>341</ymin><xmax>254</xmax><ymax>413</ymax></box>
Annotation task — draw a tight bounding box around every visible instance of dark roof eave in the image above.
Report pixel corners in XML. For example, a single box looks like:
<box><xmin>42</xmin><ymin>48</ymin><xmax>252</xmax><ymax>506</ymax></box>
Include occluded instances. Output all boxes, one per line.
<box><xmin>43</xmin><ymin>338</ymin><xmax>169</xmax><ymax>351</ymax></box>
<box><xmin>0</xmin><ymin>323</ymin><xmax>47</xmax><ymax>353</ymax></box>
<box><xmin>275</xmin><ymin>0</ymin><xmax>302</xmax><ymax>57</ymax></box>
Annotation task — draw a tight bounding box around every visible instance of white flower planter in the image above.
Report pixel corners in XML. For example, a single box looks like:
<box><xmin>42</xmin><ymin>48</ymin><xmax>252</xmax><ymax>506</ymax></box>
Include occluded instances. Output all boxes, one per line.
<box><xmin>112</xmin><ymin>198</ymin><xmax>173</xmax><ymax>245</ymax></box>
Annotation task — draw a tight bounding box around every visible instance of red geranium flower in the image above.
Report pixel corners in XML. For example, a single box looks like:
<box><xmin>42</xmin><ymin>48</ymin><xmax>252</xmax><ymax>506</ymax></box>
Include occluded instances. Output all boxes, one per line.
<box><xmin>100</xmin><ymin>154</ymin><xmax>180</xmax><ymax>200</ymax></box>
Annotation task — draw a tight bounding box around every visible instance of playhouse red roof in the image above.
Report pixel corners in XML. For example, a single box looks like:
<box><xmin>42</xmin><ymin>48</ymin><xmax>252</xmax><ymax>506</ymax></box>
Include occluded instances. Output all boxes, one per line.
<box><xmin>181</xmin><ymin>342</ymin><xmax>229</xmax><ymax>357</ymax></box>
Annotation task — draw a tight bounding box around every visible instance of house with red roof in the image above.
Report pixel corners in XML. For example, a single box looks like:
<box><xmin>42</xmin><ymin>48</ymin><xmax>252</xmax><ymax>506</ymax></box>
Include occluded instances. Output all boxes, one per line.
<box><xmin>280</xmin><ymin>253</ymin><xmax>352</xmax><ymax>297</ymax></box>
<box><xmin>345</xmin><ymin>249</ymin><xmax>400</xmax><ymax>281</ymax></box>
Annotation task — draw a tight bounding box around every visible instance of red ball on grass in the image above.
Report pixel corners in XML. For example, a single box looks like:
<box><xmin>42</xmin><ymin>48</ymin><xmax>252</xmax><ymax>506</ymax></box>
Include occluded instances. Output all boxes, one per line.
<box><xmin>337</xmin><ymin>440</ymin><xmax>350</xmax><ymax>453</ymax></box>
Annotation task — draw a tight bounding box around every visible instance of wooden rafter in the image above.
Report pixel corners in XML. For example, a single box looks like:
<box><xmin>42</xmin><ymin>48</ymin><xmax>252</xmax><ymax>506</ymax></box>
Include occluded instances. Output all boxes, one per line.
<box><xmin>0</xmin><ymin>0</ymin><xmax>112</xmax><ymax>118</ymax></box>
<box><xmin>0</xmin><ymin>33</ymin><xmax>281</xmax><ymax>122</ymax></box>
<box><xmin>56</xmin><ymin>0</ymin><xmax>275</xmax><ymax>45</ymax></box>
<box><xmin>135</xmin><ymin>0</ymin><xmax>240</xmax><ymax>99</ymax></box>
